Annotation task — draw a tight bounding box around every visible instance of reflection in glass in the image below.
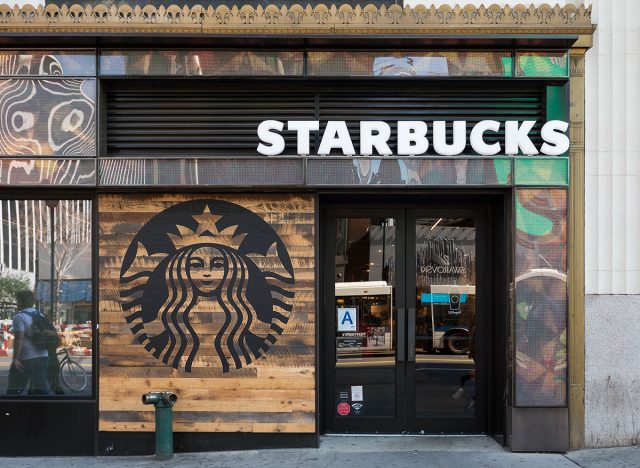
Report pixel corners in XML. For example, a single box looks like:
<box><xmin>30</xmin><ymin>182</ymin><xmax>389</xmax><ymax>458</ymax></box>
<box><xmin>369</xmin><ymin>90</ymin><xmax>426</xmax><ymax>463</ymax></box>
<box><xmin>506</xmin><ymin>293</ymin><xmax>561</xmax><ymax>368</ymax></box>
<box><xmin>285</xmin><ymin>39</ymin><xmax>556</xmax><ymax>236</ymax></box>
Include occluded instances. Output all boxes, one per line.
<box><xmin>308</xmin><ymin>51</ymin><xmax>512</xmax><ymax>77</ymax></box>
<box><xmin>334</xmin><ymin>217</ymin><xmax>396</xmax><ymax>418</ymax></box>
<box><xmin>99</xmin><ymin>158</ymin><xmax>303</xmax><ymax>187</ymax></box>
<box><xmin>414</xmin><ymin>218</ymin><xmax>478</xmax><ymax>419</ymax></box>
<box><xmin>0</xmin><ymin>200</ymin><xmax>92</xmax><ymax>397</ymax></box>
<box><xmin>515</xmin><ymin>189</ymin><xmax>567</xmax><ymax>406</ymax></box>
<box><xmin>0</xmin><ymin>51</ymin><xmax>96</xmax><ymax>76</ymax></box>
<box><xmin>100</xmin><ymin>50</ymin><xmax>304</xmax><ymax>76</ymax></box>
<box><xmin>307</xmin><ymin>158</ymin><xmax>512</xmax><ymax>186</ymax></box>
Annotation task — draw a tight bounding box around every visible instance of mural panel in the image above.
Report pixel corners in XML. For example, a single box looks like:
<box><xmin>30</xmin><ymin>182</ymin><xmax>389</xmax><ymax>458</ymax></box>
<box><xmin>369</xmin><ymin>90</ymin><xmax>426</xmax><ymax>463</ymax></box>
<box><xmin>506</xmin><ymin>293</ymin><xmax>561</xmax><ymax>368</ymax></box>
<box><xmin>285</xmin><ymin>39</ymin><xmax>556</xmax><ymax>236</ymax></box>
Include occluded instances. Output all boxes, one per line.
<box><xmin>0</xmin><ymin>159</ymin><xmax>96</xmax><ymax>185</ymax></box>
<box><xmin>100</xmin><ymin>50</ymin><xmax>303</xmax><ymax>76</ymax></box>
<box><xmin>0</xmin><ymin>50</ymin><xmax>96</xmax><ymax>76</ymax></box>
<box><xmin>307</xmin><ymin>51</ymin><xmax>512</xmax><ymax>77</ymax></box>
<box><xmin>99</xmin><ymin>194</ymin><xmax>315</xmax><ymax>432</ymax></box>
<box><xmin>514</xmin><ymin>189</ymin><xmax>567</xmax><ymax>406</ymax></box>
<box><xmin>0</xmin><ymin>79</ymin><xmax>96</xmax><ymax>157</ymax></box>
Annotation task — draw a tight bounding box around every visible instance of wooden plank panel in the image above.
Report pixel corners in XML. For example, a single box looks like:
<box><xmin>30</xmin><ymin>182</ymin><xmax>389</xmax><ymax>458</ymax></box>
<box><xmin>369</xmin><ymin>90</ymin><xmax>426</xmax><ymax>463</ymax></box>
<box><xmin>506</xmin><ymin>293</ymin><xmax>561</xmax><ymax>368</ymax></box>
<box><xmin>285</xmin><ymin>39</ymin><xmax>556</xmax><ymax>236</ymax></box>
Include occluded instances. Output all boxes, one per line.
<box><xmin>99</xmin><ymin>377</ymin><xmax>315</xmax><ymax>390</ymax></box>
<box><xmin>99</xmin><ymin>421</ymin><xmax>316</xmax><ymax>433</ymax></box>
<box><xmin>99</xmin><ymin>193</ymin><xmax>316</xmax><ymax>433</ymax></box>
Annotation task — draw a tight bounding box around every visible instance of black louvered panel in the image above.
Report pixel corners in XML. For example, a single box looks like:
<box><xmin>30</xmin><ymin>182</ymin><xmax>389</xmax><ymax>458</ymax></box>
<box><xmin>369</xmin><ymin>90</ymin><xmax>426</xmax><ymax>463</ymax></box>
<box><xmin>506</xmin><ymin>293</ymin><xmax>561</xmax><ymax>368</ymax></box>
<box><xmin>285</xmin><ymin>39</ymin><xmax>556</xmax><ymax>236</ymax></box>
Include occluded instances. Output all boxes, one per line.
<box><xmin>318</xmin><ymin>87</ymin><xmax>545</xmax><ymax>155</ymax></box>
<box><xmin>106</xmin><ymin>83</ymin><xmax>545</xmax><ymax>156</ymax></box>
<box><xmin>107</xmin><ymin>91</ymin><xmax>316</xmax><ymax>155</ymax></box>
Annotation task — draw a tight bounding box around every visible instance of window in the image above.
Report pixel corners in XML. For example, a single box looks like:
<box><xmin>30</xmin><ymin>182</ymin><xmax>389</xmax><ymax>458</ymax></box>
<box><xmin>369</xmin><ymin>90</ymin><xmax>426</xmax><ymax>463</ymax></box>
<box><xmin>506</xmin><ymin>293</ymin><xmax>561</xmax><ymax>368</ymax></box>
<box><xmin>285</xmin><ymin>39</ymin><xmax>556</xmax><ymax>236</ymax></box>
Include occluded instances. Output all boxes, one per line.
<box><xmin>0</xmin><ymin>199</ymin><xmax>93</xmax><ymax>397</ymax></box>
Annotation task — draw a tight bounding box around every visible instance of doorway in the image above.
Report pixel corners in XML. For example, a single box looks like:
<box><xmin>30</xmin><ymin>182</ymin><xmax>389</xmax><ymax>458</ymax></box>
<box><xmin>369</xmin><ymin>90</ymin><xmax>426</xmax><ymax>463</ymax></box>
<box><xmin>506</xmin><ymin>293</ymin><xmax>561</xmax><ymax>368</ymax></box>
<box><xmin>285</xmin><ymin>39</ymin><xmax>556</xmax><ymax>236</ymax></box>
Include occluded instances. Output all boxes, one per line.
<box><xmin>322</xmin><ymin>199</ymin><xmax>498</xmax><ymax>434</ymax></box>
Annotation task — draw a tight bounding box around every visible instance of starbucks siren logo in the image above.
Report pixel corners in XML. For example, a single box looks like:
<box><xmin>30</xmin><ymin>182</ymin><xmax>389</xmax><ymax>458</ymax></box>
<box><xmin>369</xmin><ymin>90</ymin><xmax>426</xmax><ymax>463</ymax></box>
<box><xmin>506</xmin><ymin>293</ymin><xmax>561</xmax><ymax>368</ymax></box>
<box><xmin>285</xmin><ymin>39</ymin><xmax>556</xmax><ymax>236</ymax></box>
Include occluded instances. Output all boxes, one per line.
<box><xmin>119</xmin><ymin>199</ymin><xmax>295</xmax><ymax>373</ymax></box>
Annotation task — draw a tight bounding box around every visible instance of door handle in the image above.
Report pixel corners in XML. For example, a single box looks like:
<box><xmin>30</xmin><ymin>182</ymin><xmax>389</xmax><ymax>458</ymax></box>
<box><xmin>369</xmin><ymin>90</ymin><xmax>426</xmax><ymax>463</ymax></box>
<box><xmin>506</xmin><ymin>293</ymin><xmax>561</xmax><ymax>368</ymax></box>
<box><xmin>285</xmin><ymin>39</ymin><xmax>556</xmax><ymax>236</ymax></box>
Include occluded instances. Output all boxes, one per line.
<box><xmin>397</xmin><ymin>307</ymin><xmax>405</xmax><ymax>362</ymax></box>
<box><xmin>407</xmin><ymin>308</ymin><xmax>416</xmax><ymax>362</ymax></box>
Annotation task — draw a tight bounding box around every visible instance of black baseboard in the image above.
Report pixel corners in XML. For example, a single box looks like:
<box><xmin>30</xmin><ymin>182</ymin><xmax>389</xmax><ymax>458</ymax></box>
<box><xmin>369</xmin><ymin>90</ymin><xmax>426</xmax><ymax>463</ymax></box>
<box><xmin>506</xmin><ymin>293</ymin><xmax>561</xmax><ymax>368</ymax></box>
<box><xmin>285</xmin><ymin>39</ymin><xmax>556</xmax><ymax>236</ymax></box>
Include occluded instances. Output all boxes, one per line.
<box><xmin>0</xmin><ymin>400</ymin><xmax>96</xmax><ymax>456</ymax></box>
<box><xmin>98</xmin><ymin>431</ymin><xmax>319</xmax><ymax>455</ymax></box>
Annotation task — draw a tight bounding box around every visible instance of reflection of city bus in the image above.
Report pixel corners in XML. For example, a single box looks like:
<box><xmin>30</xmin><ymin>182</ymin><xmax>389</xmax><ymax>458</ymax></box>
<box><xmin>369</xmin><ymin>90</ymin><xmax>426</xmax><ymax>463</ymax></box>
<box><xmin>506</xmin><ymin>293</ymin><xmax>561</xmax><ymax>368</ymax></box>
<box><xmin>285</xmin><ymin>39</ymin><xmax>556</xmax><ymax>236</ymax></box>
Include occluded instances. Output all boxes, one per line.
<box><xmin>417</xmin><ymin>284</ymin><xmax>475</xmax><ymax>355</ymax></box>
<box><xmin>335</xmin><ymin>281</ymin><xmax>393</xmax><ymax>357</ymax></box>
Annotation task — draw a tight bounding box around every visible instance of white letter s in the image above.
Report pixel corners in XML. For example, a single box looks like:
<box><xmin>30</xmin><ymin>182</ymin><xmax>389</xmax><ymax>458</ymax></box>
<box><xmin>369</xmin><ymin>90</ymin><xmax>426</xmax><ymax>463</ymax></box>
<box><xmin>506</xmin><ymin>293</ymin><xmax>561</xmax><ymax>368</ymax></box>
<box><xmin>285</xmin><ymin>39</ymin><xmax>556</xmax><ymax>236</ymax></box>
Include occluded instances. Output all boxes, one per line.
<box><xmin>540</xmin><ymin>120</ymin><xmax>569</xmax><ymax>156</ymax></box>
<box><xmin>257</xmin><ymin>120</ymin><xmax>285</xmax><ymax>156</ymax></box>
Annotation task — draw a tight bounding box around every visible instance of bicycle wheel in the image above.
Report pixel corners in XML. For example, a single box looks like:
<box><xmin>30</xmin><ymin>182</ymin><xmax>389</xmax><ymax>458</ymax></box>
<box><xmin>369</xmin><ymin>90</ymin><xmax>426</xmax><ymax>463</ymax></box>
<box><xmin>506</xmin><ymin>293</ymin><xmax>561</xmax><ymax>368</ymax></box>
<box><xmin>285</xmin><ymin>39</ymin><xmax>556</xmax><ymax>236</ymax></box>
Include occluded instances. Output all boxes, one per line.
<box><xmin>60</xmin><ymin>360</ymin><xmax>88</xmax><ymax>393</ymax></box>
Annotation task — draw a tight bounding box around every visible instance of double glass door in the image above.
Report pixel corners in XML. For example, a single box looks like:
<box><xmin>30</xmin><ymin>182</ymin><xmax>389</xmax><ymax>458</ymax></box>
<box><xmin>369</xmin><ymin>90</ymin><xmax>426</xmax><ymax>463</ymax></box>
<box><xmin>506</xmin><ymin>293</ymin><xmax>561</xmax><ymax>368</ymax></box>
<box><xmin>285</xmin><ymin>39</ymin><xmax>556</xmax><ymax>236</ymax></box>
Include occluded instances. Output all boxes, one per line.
<box><xmin>323</xmin><ymin>206</ymin><xmax>488</xmax><ymax>434</ymax></box>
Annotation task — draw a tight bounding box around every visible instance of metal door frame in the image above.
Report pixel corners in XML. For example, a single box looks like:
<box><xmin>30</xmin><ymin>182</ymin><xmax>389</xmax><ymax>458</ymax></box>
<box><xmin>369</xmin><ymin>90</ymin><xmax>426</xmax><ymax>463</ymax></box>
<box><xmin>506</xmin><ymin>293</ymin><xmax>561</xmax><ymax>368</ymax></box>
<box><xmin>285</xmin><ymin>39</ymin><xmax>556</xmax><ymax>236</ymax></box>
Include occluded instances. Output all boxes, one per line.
<box><xmin>320</xmin><ymin>196</ymin><xmax>501</xmax><ymax>436</ymax></box>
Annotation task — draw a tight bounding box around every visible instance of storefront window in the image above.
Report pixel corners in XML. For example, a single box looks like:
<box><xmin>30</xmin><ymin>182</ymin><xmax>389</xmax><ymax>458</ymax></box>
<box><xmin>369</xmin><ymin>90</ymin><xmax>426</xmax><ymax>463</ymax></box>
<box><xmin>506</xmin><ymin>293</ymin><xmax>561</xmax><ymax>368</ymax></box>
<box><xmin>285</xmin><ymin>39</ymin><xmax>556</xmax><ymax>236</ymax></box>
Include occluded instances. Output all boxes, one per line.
<box><xmin>308</xmin><ymin>51</ymin><xmax>513</xmax><ymax>77</ymax></box>
<box><xmin>100</xmin><ymin>50</ymin><xmax>304</xmax><ymax>76</ymax></box>
<box><xmin>0</xmin><ymin>199</ymin><xmax>93</xmax><ymax>397</ymax></box>
<box><xmin>514</xmin><ymin>189</ymin><xmax>567</xmax><ymax>406</ymax></box>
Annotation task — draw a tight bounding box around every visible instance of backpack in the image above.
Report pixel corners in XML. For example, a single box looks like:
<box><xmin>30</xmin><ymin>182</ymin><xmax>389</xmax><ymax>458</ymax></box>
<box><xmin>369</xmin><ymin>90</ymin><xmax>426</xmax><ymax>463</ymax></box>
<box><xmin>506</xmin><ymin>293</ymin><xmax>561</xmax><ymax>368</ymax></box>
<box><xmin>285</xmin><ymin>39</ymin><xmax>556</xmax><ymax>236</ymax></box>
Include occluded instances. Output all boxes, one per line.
<box><xmin>23</xmin><ymin>309</ymin><xmax>61</xmax><ymax>351</ymax></box>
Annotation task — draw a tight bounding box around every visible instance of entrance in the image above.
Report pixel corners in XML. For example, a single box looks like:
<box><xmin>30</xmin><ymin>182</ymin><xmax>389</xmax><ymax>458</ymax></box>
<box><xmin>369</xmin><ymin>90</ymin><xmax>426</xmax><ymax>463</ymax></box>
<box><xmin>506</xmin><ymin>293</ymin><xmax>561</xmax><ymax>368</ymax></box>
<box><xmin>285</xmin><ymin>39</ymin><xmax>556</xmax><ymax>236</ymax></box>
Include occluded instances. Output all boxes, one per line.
<box><xmin>322</xmin><ymin>202</ymin><xmax>493</xmax><ymax>434</ymax></box>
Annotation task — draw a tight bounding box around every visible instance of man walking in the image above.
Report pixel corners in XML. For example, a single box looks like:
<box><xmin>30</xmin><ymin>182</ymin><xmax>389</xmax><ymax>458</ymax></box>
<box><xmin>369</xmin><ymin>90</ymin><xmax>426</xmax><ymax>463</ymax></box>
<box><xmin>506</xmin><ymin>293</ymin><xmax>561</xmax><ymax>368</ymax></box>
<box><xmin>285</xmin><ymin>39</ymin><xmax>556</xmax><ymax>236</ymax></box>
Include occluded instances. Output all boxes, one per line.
<box><xmin>6</xmin><ymin>290</ymin><xmax>50</xmax><ymax>395</ymax></box>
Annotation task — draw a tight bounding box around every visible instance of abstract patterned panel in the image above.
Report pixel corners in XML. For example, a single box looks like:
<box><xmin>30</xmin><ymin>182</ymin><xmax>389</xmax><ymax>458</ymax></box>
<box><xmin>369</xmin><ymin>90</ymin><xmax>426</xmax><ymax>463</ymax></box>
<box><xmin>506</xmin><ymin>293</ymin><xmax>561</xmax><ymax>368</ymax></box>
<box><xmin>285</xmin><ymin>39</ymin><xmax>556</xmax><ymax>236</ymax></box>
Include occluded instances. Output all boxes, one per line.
<box><xmin>0</xmin><ymin>50</ymin><xmax>96</xmax><ymax>76</ymax></box>
<box><xmin>516</xmin><ymin>51</ymin><xmax>569</xmax><ymax>77</ymax></box>
<box><xmin>98</xmin><ymin>158</ymin><xmax>304</xmax><ymax>186</ymax></box>
<box><xmin>514</xmin><ymin>189</ymin><xmax>567</xmax><ymax>406</ymax></box>
<box><xmin>307</xmin><ymin>51</ymin><xmax>512</xmax><ymax>77</ymax></box>
<box><xmin>306</xmin><ymin>158</ymin><xmax>512</xmax><ymax>186</ymax></box>
<box><xmin>514</xmin><ymin>158</ymin><xmax>569</xmax><ymax>186</ymax></box>
<box><xmin>100</xmin><ymin>50</ymin><xmax>303</xmax><ymax>76</ymax></box>
<box><xmin>0</xmin><ymin>159</ymin><xmax>96</xmax><ymax>185</ymax></box>
<box><xmin>0</xmin><ymin>79</ymin><xmax>96</xmax><ymax>156</ymax></box>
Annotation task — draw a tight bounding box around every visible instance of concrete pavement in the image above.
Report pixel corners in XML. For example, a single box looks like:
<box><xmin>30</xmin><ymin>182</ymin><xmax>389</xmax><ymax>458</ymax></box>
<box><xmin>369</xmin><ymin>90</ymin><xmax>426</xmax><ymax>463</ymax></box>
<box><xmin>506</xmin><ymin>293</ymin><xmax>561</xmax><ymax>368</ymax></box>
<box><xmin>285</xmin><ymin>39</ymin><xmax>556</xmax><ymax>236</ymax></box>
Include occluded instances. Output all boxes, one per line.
<box><xmin>1</xmin><ymin>436</ymin><xmax>638</xmax><ymax>467</ymax></box>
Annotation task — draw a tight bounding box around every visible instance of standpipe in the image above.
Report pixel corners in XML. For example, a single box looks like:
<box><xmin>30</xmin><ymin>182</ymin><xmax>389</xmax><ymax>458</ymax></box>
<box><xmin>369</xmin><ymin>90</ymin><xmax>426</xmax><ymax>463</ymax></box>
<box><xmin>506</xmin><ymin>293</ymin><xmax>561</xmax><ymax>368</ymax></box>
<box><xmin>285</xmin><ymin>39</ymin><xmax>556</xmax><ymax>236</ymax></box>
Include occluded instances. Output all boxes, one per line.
<box><xmin>142</xmin><ymin>391</ymin><xmax>178</xmax><ymax>460</ymax></box>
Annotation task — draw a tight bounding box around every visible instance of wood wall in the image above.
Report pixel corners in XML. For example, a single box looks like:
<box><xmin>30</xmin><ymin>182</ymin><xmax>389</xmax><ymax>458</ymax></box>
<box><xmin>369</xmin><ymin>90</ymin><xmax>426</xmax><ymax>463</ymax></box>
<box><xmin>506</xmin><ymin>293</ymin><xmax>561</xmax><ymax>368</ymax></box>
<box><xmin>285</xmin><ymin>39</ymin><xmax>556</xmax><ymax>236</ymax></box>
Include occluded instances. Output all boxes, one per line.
<box><xmin>98</xmin><ymin>194</ymin><xmax>315</xmax><ymax>433</ymax></box>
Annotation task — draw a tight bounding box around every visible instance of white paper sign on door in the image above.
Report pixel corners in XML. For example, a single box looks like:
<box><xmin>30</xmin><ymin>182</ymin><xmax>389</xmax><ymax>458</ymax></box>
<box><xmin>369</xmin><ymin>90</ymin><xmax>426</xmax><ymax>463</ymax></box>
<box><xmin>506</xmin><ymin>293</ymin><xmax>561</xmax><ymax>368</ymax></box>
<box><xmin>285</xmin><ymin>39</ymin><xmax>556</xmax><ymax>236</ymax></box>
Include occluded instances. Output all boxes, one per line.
<box><xmin>351</xmin><ymin>385</ymin><xmax>363</xmax><ymax>402</ymax></box>
<box><xmin>337</xmin><ymin>307</ymin><xmax>357</xmax><ymax>332</ymax></box>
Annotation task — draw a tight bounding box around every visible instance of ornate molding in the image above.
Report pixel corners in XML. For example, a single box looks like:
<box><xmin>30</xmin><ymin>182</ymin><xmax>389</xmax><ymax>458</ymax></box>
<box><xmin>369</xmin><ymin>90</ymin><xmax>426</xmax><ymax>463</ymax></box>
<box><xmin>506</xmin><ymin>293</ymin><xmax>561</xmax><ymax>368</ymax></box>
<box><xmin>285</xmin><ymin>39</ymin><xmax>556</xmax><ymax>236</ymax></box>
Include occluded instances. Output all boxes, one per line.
<box><xmin>0</xmin><ymin>3</ymin><xmax>594</xmax><ymax>35</ymax></box>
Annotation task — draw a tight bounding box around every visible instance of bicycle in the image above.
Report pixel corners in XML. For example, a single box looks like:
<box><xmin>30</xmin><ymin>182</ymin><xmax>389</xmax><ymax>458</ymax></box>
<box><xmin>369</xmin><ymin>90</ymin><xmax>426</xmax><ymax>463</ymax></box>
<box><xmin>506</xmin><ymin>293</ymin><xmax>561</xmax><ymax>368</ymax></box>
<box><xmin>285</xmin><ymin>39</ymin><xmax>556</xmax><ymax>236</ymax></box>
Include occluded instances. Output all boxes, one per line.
<box><xmin>57</xmin><ymin>347</ymin><xmax>88</xmax><ymax>393</ymax></box>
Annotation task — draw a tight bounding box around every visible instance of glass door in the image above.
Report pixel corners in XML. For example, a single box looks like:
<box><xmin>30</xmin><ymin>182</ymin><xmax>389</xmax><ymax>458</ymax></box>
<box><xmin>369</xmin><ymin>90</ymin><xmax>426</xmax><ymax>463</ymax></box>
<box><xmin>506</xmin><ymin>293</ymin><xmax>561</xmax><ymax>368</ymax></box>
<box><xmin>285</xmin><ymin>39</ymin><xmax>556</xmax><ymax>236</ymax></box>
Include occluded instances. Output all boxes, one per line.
<box><xmin>406</xmin><ymin>209</ymin><xmax>486</xmax><ymax>433</ymax></box>
<box><xmin>323</xmin><ymin>206</ymin><xmax>488</xmax><ymax>434</ymax></box>
<box><xmin>323</xmin><ymin>209</ymin><xmax>405</xmax><ymax>433</ymax></box>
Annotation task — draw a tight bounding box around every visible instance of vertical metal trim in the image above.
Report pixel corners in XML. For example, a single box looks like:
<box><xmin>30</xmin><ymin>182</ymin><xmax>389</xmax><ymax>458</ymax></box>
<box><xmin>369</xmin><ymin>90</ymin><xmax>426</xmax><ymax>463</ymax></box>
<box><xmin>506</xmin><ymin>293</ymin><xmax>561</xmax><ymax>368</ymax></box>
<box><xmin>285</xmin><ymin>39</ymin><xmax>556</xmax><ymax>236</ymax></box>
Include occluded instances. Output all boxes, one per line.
<box><xmin>509</xmin><ymin>187</ymin><xmax>516</xmax><ymax>409</ymax></box>
<box><xmin>313</xmin><ymin>192</ymin><xmax>320</xmax><ymax>443</ymax></box>
<box><xmin>568</xmin><ymin>49</ymin><xmax>586</xmax><ymax>450</ymax></box>
<box><xmin>92</xmin><ymin>192</ymin><xmax>99</xmax><ymax>454</ymax></box>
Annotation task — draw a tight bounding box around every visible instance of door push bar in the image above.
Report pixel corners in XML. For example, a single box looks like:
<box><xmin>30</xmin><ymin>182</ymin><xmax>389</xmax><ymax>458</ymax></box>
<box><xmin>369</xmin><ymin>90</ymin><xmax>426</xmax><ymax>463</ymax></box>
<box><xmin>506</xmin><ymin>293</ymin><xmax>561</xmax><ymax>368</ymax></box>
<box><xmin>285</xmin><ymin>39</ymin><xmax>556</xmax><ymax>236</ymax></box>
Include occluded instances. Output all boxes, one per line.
<box><xmin>397</xmin><ymin>308</ymin><xmax>417</xmax><ymax>362</ymax></box>
<box><xmin>407</xmin><ymin>308</ymin><xmax>416</xmax><ymax>362</ymax></box>
<box><xmin>397</xmin><ymin>307</ymin><xmax>405</xmax><ymax>362</ymax></box>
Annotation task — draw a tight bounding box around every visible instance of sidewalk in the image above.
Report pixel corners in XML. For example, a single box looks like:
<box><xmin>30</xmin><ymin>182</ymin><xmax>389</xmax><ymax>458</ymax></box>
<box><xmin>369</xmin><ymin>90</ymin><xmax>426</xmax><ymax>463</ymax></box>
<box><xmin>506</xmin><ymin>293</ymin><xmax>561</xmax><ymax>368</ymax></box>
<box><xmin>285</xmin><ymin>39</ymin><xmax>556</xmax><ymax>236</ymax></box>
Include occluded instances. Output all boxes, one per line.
<box><xmin>2</xmin><ymin>436</ymin><xmax>639</xmax><ymax>468</ymax></box>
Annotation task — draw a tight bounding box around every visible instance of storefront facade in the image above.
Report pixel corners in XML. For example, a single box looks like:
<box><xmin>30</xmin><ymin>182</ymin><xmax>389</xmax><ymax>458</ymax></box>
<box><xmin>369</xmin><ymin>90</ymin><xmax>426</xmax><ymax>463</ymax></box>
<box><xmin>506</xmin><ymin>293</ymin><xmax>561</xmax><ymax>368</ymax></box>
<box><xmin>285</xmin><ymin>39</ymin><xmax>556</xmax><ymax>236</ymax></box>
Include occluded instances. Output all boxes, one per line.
<box><xmin>0</xmin><ymin>2</ymin><xmax>594</xmax><ymax>455</ymax></box>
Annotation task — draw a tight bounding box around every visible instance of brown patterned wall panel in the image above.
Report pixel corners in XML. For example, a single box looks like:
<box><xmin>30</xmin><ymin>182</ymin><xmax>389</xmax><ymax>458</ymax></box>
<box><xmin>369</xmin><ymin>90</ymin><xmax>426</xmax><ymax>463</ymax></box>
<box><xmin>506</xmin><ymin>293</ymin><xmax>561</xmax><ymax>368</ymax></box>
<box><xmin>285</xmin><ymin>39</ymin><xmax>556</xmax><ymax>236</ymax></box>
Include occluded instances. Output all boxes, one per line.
<box><xmin>98</xmin><ymin>193</ymin><xmax>316</xmax><ymax>432</ymax></box>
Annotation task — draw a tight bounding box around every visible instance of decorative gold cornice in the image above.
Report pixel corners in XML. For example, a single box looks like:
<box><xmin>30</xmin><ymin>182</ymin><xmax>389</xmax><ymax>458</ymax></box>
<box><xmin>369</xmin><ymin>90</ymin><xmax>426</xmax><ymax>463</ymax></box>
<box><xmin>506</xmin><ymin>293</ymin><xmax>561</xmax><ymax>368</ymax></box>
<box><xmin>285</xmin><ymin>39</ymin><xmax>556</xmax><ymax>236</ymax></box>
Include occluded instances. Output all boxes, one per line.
<box><xmin>0</xmin><ymin>3</ymin><xmax>594</xmax><ymax>35</ymax></box>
